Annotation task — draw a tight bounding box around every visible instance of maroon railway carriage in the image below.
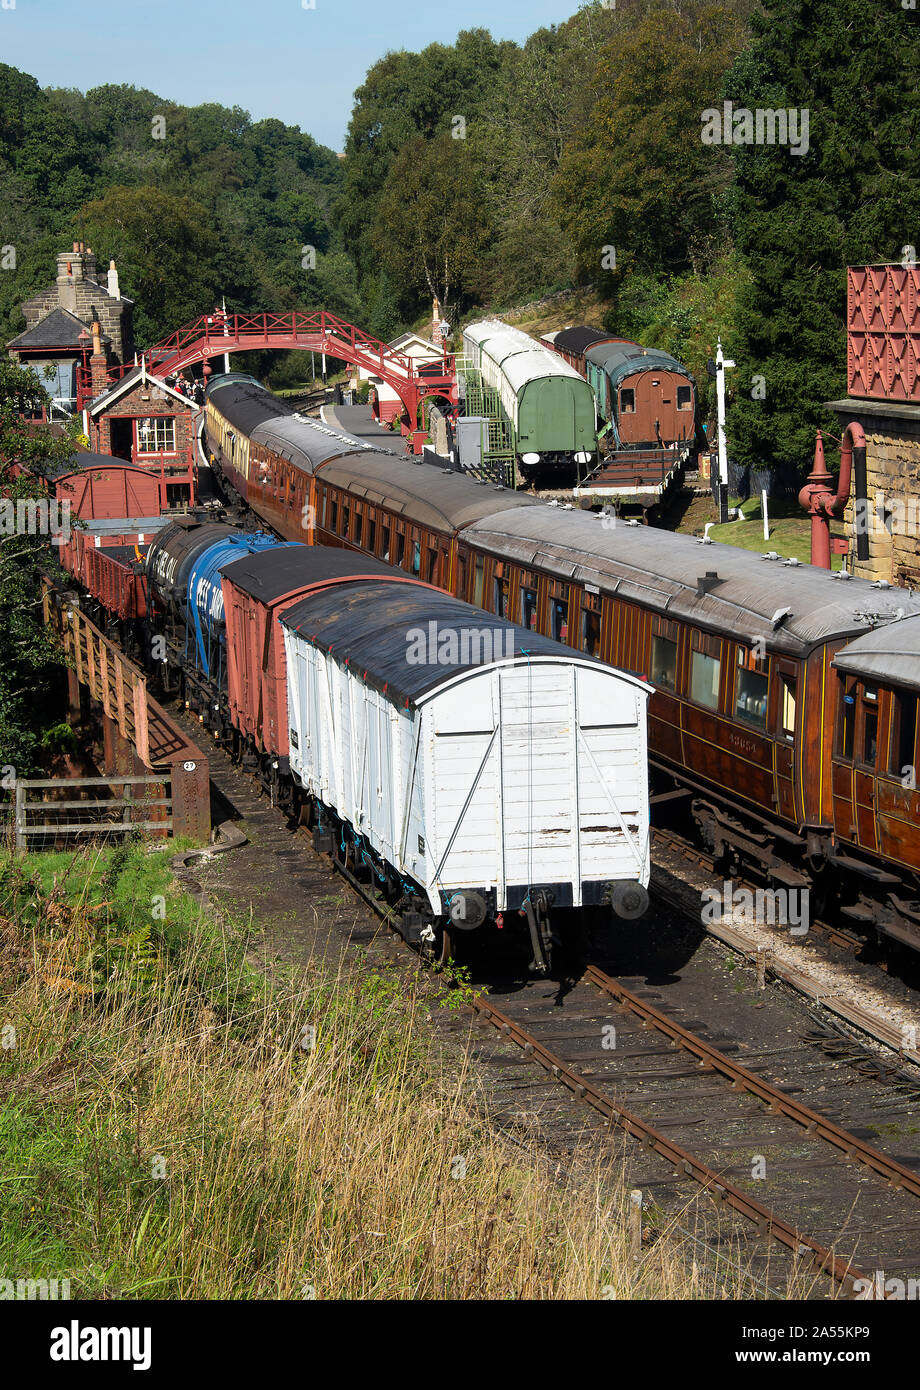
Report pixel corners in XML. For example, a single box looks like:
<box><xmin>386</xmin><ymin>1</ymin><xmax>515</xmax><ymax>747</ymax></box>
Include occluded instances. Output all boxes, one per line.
<box><xmin>220</xmin><ymin>545</ymin><xmax>436</xmax><ymax>775</ymax></box>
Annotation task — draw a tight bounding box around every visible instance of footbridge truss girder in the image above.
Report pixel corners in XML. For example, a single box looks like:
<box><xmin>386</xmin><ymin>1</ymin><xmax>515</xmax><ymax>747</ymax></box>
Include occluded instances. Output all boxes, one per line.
<box><xmin>151</xmin><ymin>310</ymin><xmax>458</xmax><ymax>430</ymax></box>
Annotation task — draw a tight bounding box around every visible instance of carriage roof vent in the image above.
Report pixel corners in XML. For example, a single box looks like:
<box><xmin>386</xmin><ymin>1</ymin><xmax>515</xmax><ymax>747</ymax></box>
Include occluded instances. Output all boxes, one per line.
<box><xmin>696</xmin><ymin>571</ymin><xmax>722</xmax><ymax>596</ymax></box>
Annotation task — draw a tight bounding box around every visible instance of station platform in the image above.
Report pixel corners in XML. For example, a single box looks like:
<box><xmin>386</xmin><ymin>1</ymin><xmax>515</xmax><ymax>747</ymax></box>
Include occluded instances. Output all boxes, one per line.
<box><xmin>320</xmin><ymin>403</ymin><xmax>412</xmax><ymax>453</ymax></box>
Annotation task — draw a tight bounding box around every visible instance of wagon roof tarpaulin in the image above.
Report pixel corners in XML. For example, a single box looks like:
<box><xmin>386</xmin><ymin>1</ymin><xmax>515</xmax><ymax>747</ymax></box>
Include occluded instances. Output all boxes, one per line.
<box><xmin>280</xmin><ymin>580</ymin><xmax>608</xmax><ymax>709</ymax></box>
<box><xmin>220</xmin><ymin>542</ymin><xmax>402</xmax><ymax>602</ymax></box>
<box><xmin>553</xmin><ymin>327</ymin><xmax>618</xmax><ymax>357</ymax></box>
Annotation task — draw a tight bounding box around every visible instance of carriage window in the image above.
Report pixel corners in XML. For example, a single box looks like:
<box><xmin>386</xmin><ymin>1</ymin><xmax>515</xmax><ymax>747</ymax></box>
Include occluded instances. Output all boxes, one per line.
<box><xmin>650</xmin><ymin>636</ymin><xmax>677</xmax><ymax>691</ymax></box>
<box><xmin>342</xmin><ymin>505</ymin><xmax>350</xmax><ymax>538</ymax></box>
<box><xmin>863</xmin><ymin>711</ymin><xmax>878</xmax><ymax>766</ymax></box>
<box><xmin>473</xmin><ymin>557</ymin><xmax>485</xmax><ymax>608</ymax></box>
<box><xmin>690</xmin><ymin>651</ymin><xmax>720</xmax><ymax>711</ymax></box>
<box><xmin>735</xmin><ymin>660</ymin><xmax>768</xmax><ymax>729</ymax></box>
<box><xmin>891</xmin><ymin>690</ymin><xmax>918</xmax><ymax>779</ymax></box>
<box><xmin>861</xmin><ymin>686</ymin><xmax>878</xmax><ymax>767</ymax></box>
<box><xmin>780</xmin><ymin>674</ymin><xmax>797</xmax><ymax>741</ymax></box>
<box><xmin>367</xmin><ymin>517</ymin><xmax>376</xmax><ymax>554</ymax></box>
<box><xmin>582</xmin><ymin>608</ymin><xmax>601</xmax><ymax>657</ymax></box>
<box><xmin>330</xmin><ymin>497</ymin><xmax>338</xmax><ymax>532</ymax></box>
<box><xmin>395</xmin><ymin>531</ymin><xmax>406</xmax><ymax>566</ymax></box>
<box><xmin>411</xmin><ymin>539</ymin><xmax>421</xmax><ymax>576</ymax></box>
<box><xmin>427</xmin><ymin>548</ymin><xmax>439</xmax><ymax>583</ymax></box>
<box><xmin>550</xmin><ymin>597</ymin><xmax>568</xmax><ymax>643</ymax></box>
<box><xmin>494</xmin><ymin>578</ymin><xmax>508</xmax><ymax>618</ymax></box>
<box><xmin>621</xmin><ymin>388</ymin><xmax>635</xmax><ymax>413</ymax></box>
<box><xmin>521</xmin><ymin>586</ymin><xmax>537</xmax><ymax>630</ymax></box>
<box><xmin>839</xmin><ymin>682</ymin><xmax>856</xmax><ymax>760</ymax></box>
<box><xmin>677</xmin><ymin>386</ymin><xmax>692</xmax><ymax>410</ymax></box>
<box><xmin>381</xmin><ymin>524</ymin><xmax>390</xmax><ymax>562</ymax></box>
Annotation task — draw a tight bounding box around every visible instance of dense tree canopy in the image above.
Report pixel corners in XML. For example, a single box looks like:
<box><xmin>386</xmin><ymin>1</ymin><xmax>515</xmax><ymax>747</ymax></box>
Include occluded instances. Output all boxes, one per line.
<box><xmin>0</xmin><ymin>357</ymin><xmax>78</xmax><ymax>774</ymax></box>
<box><xmin>725</xmin><ymin>0</ymin><xmax>920</xmax><ymax>482</ymax></box>
<box><xmin>1</xmin><ymin>0</ymin><xmax>917</xmax><ymax>475</ymax></box>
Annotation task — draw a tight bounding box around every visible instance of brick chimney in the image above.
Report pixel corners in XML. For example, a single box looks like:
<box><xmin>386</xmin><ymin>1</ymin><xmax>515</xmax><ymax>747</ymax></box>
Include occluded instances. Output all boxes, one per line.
<box><xmin>90</xmin><ymin>321</ymin><xmax>109</xmax><ymax>396</ymax></box>
<box><xmin>56</xmin><ymin>249</ymin><xmax>79</xmax><ymax>313</ymax></box>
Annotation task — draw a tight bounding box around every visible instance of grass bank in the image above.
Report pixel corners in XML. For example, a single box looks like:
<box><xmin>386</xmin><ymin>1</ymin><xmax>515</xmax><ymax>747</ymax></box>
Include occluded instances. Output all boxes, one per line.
<box><xmin>0</xmin><ymin>839</ymin><xmax>785</xmax><ymax>1299</ymax></box>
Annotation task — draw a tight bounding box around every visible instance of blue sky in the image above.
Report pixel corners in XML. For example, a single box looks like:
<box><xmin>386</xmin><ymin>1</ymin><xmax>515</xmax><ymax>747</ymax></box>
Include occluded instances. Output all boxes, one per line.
<box><xmin>1</xmin><ymin>0</ymin><xmax>579</xmax><ymax>150</ymax></box>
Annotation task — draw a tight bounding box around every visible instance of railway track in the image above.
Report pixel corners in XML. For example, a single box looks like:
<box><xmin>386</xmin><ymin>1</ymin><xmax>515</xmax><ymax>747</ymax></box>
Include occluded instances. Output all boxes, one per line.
<box><xmin>167</xmin><ymin>703</ymin><xmax>920</xmax><ymax>1301</ymax></box>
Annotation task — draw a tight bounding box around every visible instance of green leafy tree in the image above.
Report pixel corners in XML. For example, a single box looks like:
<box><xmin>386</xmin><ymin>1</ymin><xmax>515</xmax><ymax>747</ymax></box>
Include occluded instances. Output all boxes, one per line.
<box><xmin>0</xmin><ymin>357</ymin><xmax>77</xmax><ymax>774</ymax></box>
<box><xmin>75</xmin><ymin>185</ymin><xmax>222</xmax><ymax>342</ymax></box>
<box><xmin>725</xmin><ymin>0</ymin><xmax>920</xmax><ymax>482</ymax></box>
<box><xmin>369</xmin><ymin>133</ymin><xmax>490</xmax><ymax>323</ymax></box>
<box><xmin>553</xmin><ymin>1</ymin><xmax>749</xmax><ymax>282</ymax></box>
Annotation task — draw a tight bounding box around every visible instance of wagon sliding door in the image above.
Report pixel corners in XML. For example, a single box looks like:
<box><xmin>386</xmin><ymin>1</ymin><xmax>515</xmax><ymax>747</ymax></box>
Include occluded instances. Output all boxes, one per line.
<box><xmin>496</xmin><ymin>662</ymin><xmax>646</xmax><ymax>906</ymax></box>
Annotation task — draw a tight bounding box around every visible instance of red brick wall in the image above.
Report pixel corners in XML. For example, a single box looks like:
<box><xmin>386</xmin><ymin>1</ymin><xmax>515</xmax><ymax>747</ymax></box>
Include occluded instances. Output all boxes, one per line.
<box><xmin>91</xmin><ymin>379</ymin><xmax>198</xmax><ymax>501</ymax></box>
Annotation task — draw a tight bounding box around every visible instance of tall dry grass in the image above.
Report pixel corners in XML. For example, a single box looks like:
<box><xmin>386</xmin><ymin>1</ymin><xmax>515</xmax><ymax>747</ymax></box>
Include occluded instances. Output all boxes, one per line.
<box><xmin>0</xmin><ymin>840</ymin><xmax>808</xmax><ymax>1299</ymax></box>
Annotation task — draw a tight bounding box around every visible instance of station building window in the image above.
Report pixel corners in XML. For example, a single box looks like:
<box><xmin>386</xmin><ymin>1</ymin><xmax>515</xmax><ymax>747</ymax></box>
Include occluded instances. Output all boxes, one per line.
<box><xmin>650</xmin><ymin>635</ymin><xmax>677</xmax><ymax>691</ymax></box>
<box><xmin>137</xmin><ymin>417</ymin><xmax>176</xmax><ymax>455</ymax></box>
<box><xmin>690</xmin><ymin>650</ymin><xmax>720</xmax><ymax>711</ymax></box>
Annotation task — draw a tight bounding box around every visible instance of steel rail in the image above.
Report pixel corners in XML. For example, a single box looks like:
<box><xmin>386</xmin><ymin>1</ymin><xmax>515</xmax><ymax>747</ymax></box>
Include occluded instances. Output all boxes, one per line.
<box><xmin>468</xmin><ymin>992</ymin><xmax>865</xmax><ymax>1295</ymax></box>
<box><xmin>585</xmin><ymin>965</ymin><xmax>920</xmax><ymax>1199</ymax></box>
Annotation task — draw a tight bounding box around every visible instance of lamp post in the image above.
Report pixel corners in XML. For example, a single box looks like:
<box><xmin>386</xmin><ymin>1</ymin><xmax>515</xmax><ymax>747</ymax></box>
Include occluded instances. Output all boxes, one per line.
<box><xmin>714</xmin><ymin>339</ymin><xmax>734</xmax><ymax>525</ymax></box>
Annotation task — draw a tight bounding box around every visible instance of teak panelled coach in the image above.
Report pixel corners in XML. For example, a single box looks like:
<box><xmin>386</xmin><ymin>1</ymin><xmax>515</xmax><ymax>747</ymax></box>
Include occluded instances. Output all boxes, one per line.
<box><xmin>203</xmin><ymin>373</ymin><xmax>920</xmax><ymax>953</ymax></box>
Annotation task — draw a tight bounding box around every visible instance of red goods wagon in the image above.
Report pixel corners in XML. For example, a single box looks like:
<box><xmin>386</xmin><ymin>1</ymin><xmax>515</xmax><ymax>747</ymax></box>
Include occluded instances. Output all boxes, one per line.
<box><xmin>847</xmin><ymin>264</ymin><xmax>920</xmax><ymax>402</ymax></box>
<box><xmin>76</xmin><ymin>540</ymin><xmax>149</xmax><ymax>621</ymax></box>
<box><xmin>220</xmin><ymin>546</ymin><xmax>434</xmax><ymax>762</ymax></box>
<box><xmin>53</xmin><ymin>456</ymin><xmax>164</xmax><ymax>521</ymax></box>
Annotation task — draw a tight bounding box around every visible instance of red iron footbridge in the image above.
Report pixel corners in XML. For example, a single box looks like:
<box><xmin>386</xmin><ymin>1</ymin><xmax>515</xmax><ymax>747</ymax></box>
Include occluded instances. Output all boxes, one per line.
<box><xmin>82</xmin><ymin>310</ymin><xmax>459</xmax><ymax>444</ymax></box>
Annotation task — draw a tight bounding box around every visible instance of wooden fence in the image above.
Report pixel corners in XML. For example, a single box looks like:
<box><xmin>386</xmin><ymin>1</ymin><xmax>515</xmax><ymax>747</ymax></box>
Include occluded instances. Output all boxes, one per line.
<box><xmin>7</xmin><ymin>774</ymin><xmax>172</xmax><ymax>849</ymax></box>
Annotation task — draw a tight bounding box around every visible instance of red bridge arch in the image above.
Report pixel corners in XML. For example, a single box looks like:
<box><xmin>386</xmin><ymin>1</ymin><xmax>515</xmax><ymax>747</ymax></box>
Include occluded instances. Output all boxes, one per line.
<box><xmin>153</xmin><ymin>311</ymin><xmax>457</xmax><ymax>444</ymax></box>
